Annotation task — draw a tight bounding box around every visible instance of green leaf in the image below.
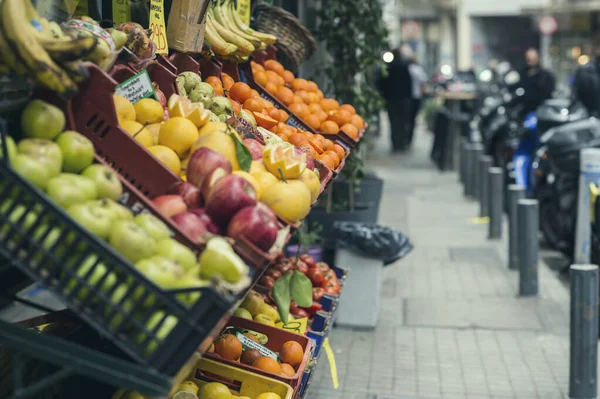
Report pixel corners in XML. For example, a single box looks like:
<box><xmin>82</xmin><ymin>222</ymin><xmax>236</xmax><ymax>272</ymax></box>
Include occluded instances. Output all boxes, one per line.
<box><xmin>290</xmin><ymin>270</ymin><xmax>313</xmax><ymax>308</ymax></box>
<box><xmin>273</xmin><ymin>272</ymin><xmax>291</xmax><ymax>324</ymax></box>
<box><xmin>228</xmin><ymin>128</ymin><xmax>252</xmax><ymax>172</ymax></box>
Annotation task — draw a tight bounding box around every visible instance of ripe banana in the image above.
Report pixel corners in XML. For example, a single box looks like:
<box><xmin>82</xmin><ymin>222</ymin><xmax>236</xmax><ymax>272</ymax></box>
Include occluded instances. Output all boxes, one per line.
<box><xmin>205</xmin><ymin>15</ymin><xmax>238</xmax><ymax>56</ymax></box>
<box><xmin>213</xmin><ymin>0</ymin><xmax>262</xmax><ymax>48</ymax></box>
<box><xmin>227</xmin><ymin>0</ymin><xmax>277</xmax><ymax>45</ymax></box>
<box><xmin>1</xmin><ymin>0</ymin><xmax>77</xmax><ymax>96</ymax></box>
<box><xmin>57</xmin><ymin>59</ymin><xmax>89</xmax><ymax>83</ymax></box>
<box><xmin>37</xmin><ymin>36</ymin><xmax>98</xmax><ymax>63</ymax></box>
<box><xmin>207</xmin><ymin>12</ymin><xmax>254</xmax><ymax>55</ymax></box>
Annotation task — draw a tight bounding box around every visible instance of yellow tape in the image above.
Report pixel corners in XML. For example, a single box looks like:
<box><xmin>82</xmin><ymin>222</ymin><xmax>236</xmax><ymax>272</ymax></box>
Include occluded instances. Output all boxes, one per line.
<box><xmin>469</xmin><ymin>216</ymin><xmax>489</xmax><ymax>224</ymax></box>
<box><xmin>323</xmin><ymin>338</ymin><xmax>339</xmax><ymax>389</ymax></box>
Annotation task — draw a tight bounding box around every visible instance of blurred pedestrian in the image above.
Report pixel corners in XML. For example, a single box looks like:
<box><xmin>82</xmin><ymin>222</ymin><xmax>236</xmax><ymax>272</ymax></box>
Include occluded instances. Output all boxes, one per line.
<box><xmin>377</xmin><ymin>45</ymin><xmax>413</xmax><ymax>152</ymax></box>
<box><xmin>573</xmin><ymin>35</ymin><xmax>600</xmax><ymax>116</ymax></box>
<box><xmin>407</xmin><ymin>56</ymin><xmax>427</xmax><ymax>147</ymax></box>
<box><xmin>519</xmin><ymin>48</ymin><xmax>555</xmax><ymax>117</ymax></box>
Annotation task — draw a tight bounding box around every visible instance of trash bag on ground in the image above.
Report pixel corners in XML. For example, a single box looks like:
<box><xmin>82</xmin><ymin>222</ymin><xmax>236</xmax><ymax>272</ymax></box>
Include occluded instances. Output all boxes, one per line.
<box><xmin>332</xmin><ymin>221</ymin><xmax>413</xmax><ymax>266</ymax></box>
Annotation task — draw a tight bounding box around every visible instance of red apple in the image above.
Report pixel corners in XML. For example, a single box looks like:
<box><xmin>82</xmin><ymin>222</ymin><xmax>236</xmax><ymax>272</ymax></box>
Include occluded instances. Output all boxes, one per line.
<box><xmin>243</xmin><ymin>138</ymin><xmax>264</xmax><ymax>160</ymax></box>
<box><xmin>188</xmin><ymin>208</ymin><xmax>222</xmax><ymax>235</ymax></box>
<box><xmin>200</xmin><ymin>167</ymin><xmax>230</xmax><ymax>202</ymax></box>
<box><xmin>171</xmin><ymin>212</ymin><xmax>208</xmax><ymax>243</ymax></box>
<box><xmin>295</xmin><ymin>146</ymin><xmax>314</xmax><ymax>170</ymax></box>
<box><xmin>168</xmin><ymin>181</ymin><xmax>202</xmax><ymax>208</ymax></box>
<box><xmin>205</xmin><ymin>174</ymin><xmax>257</xmax><ymax>228</ymax></box>
<box><xmin>152</xmin><ymin>195</ymin><xmax>187</xmax><ymax>217</ymax></box>
<box><xmin>227</xmin><ymin>204</ymin><xmax>278</xmax><ymax>252</ymax></box>
<box><xmin>187</xmin><ymin>148</ymin><xmax>232</xmax><ymax>190</ymax></box>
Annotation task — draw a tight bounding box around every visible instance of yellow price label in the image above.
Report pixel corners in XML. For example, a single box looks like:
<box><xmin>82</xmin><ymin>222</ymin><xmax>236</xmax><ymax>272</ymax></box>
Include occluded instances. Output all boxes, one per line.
<box><xmin>113</xmin><ymin>0</ymin><xmax>131</xmax><ymax>25</ymax></box>
<box><xmin>275</xmin><ymin>317</ymin><xmax>308</xmax><ymax>335</ymax></box>
<box><xmin>237</xmin><ymin>0</ymin><xmax>251</xmax><ymax>25</ymax></box>
<box><xmin>35</xmin><ymin>0</ymin><xmax>54</xmax><ymax>16</ymax></box>
<box><xmin>149</xmin><ymin>0</ymin><xmax>168</xmax><ymax>54</ymax></box>
<box><xmin>323</xmin><ymin>338</ymin><xmax>339</xmax><ymax>389</ymax></box>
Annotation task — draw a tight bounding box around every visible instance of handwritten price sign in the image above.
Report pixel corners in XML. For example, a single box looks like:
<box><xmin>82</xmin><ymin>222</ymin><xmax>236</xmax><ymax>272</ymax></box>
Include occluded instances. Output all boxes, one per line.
<box><xmin>113</xmin><ymin>0</ymin><xmax>131</xmax><ymax>25</ymax></box>
<box><xmin>149</xmin><ymin>0</ymin><xmax>168</xmax><ymax>54</ymax></box>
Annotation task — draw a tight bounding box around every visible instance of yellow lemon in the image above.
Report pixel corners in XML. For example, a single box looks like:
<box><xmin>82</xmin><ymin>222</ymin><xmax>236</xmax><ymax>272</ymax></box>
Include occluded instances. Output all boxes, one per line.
<box><xmin>198</xmin><ymin>382</ymin><xmax>232</xmax><ymax>399</ymax></box>
<box><xmin>134</xmin><ymin>98</ymin><xmax>164</xmax><ymax>124</ymax></box>
<box><xmin>233</xmin><ymin>171</ymin><xmax>262</xmax><ymax>199</ymax></box>
<box><xmin>298</xmin><ymin>168</ymin><xmax>321</xmax><ymax>203</ymax></box>
<box><xmin>120</xmin><ymin>120</ymin><xmax>154</xmax><ymax>148</ymax></box>
<box><xmin>263</xmin><ymin>143</ymin><xmax>306</xmax><ymax>180</ymax></box>
<box><xmin>190</xmin><ymin>130</ymin><xmax>240</xmax><ymax>171</ymax></box>
<box><xmin>147</xmin><ymin>145</ymin><xmax>181</xmax><ymax>174</ymax></box>
<box><xmin>261</xmin><ymin>180</ymin><xmax>311</xmax><ymax>223</ymax></box>
<box><xmin>250</xmin><ymin>160</ymin><xmax>266</xmax><ymax>174</ymax></box>
<box><xmin>146</xmin><ymin>122</ymin><xmax>163</xmax><ymax>145</ymax></box>
<box><xmin>256</xmin><ymin>393</ymin><xmax>282</xmax><ymax>399</ymax></box>
<box><xmin>114</xmin><ymin>94</ymin><xmax>136</xmax><ymax>122</ymax></box>
<box><xmin>168</xmin><ymin>95</ymin><xmax>210</xmax><ymax>128</ymax></box>
<box><xmin>159</xmin><ymin>117</ymin><xmax>198</xmax><ymax>157</ymax></box>
<box><xmin>198</xmin><ymin>121</ymin><xmax>228</xmax><ymax>138</ymax></box>
<box><xmin>252</xmin><ymin>170</ymin><xmax>278</xmax><ymax>193</ymax></box>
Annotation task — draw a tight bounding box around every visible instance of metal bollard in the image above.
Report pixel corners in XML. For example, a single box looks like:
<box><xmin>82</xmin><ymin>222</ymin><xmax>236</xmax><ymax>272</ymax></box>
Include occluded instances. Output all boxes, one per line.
<box><xmin>463</xmin><ymin>144</ymin><xmax>475</xmax><ymax>197</ymax></box>
<box><xmin>568</xmin><ymin>264</ymin><xmax>599</xmax><ymax>399</ymax></box>
<box><xmin>507</xmin><ymin>185</ymin><xmax>525</xmax><ymax>270</ymax></box>
<box><xmin>478</xmin><ymin>155</ymin><xmax>493</xmax><ymax>217</ymax></box>
<box><xmin>517</xmin><ymin>199</ymin><xmax>539</xmax><ymax>296</ymax></box>
<box><xmin>488</xmin><ymin>167</ymin><xmax>504</xmax><ymax>239</ymax></box>
<box><xmin>574</xmin><ymin>148</ymin><xmax>600</xmax><ymax>264</ymax></box>
<box><xmin>472</xmin><ymin>144</ymin><xmax>484</xmax><ymax>200</ymax></box>
<box><xmin>459</xmin><ymin>138</ymin><xmax>468</xmax><ymax>184</ymax></box>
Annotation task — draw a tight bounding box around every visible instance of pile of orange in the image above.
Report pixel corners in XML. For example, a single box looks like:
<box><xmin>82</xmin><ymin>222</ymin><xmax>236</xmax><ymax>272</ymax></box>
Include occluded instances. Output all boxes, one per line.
<box><xmin>250</xmin><ymin>60</ymin><xmax>364</xmax><ymax>140</ymax></box>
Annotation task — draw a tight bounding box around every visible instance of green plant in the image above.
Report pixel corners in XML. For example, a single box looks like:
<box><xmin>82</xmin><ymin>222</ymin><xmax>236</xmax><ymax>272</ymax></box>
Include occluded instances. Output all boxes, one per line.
<box><xmin>315</xmin><ymin>0</ymin><xmax>388</xmax><ymax>202</ymax></box>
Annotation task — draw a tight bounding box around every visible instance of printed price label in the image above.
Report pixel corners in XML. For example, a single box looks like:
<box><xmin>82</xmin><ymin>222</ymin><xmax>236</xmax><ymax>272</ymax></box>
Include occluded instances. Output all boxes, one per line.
<box><xmin>237</xmin><ymin>0</ymin><xmax>251</xmax><ymax>25</ymax></box>
<box><xmin>149</xmin><ymin>0</ymin><xmax>168</xmax><ymax>54</ymax></box>
<box><xmin>323</xmin><ymin>338</ymin><xmax>339</xmax><ymax>389</ymax></box>
<box><xmin>275</xmin><ymin>317</ymin><xmax>308</xmax><ymax>335</ymax></box>
<box><xmin>115</xmin><ymin>70</ymin><xmax>156</xmax><ymax>104</ymax></box>
<box><xmin>113</xmin><ymin>0</ymin><xmax>131</xmax><ymax>25</ymax></box>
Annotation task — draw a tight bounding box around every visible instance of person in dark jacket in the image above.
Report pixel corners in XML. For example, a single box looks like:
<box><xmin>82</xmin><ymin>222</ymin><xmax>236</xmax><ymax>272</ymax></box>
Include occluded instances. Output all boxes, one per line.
<box><xmin>574</xmin><ymin>36</ymin><xmax>600</xmax><ymax>117</ymax></box>
<box><xmin>519</xmin><ymin>48</ymin><xmax>555</xmax><ymax>117</ymax></box>
<box><xmin>378</xmin><ymin>46</ymin><xmax>413</xmax><ymax>152</ymax></box>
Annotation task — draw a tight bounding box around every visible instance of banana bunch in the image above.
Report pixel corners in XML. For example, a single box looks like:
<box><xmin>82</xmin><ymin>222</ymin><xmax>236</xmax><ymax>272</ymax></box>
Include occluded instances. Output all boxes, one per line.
<box><xmin>0</xmin><ymin>0</ymin><xmax>98</xmax><ymax>97</ymax></box>
<box><xmin>204</xmin><ymin>0</ymin><xmax>277</xmax><ymax>58</ymax></box>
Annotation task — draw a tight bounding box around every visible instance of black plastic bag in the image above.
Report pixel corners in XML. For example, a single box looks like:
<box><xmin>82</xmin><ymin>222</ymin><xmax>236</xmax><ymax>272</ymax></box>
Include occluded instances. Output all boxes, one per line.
<box><xmin>332</xmin><ymin>222</ymin><xmax>413</xmax><ymax>266</ymax></box>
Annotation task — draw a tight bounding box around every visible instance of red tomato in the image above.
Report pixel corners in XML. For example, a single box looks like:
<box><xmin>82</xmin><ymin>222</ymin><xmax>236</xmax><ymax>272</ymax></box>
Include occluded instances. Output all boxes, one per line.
<box><xmin>260</xmin><ymin>275</ymin><xmax>276</xmax><ymax>288</ymax></box>
<box><xmin>300</xmin><ymin>254</ymin><xmax>316</xmax><ymax>268</ymax></box>
<box><xmin>316</xmin><ymin>262</ymin><xmax>330</xmax><ymax>273</ymax></box>
<box><xmin>307</xmin><ymin>267</ymin><xmax>324</xmax><ymax>286</ymax></box>
<box><xmin>322</xmin><ymin>279</ymin><xmax>340</xmax><ymax>294</ymax></box>
<box><xmin>266</xmin><ymin>269</ymin><xmax>282</xmax><ymax>279</ymax></box>
<box><xmin>312</xmin><ymin>287</ymin><xmax>325</xmax><ymax>301</ymax></box>
<box><xmin>323</xmin><ymin>269</ymin><xmax>338</xmax><ymax>283</ymax></box>
<box><xmin>295</xmin><ymin>260</ymin><xmax>309</xmax><ymax>274</ymax></box>
<box><xmin>290</xmin><ymin>308</ymin><xmax>309</xmax><ymax>318</ymax></box>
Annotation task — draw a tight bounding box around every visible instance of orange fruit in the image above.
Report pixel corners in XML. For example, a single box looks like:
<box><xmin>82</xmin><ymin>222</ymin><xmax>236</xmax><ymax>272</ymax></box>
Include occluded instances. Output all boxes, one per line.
<box><xmin>296</xmin><ymin>90</ymin><xmax>311</xmax><ymax>104</ymax></box>
<box><xmin>289</xmin><ymin>103</ymin><xmax>310</xmax><ymax>119</ymax></box>
<box><xmin>340</xmin><ymin>104</ymin><xmax>356</xmax><ymax>115</ymax></box>
<box><xmin>253</xmin><ymin>356</ymin><xmax>282</xmax><ymax>374</ymax></box>
<box><xmin>275</xmin><ymin>86</ymin><xmax>294</xmax><ymax>106</ymax></box>
<box><xmin>319</xmin><ymin>153</ymin><xmax>336</xmax><ymax>170</ymax></box>
<box><xmin>254</xmin><ymin>71</ymin><xmax>268</xmax><ymax>86</ymax></box>
<box><xmin>208</xmin><ymin>343</ymin><xmax>214</xmax><ymax>353</ymax></box>
<box><xmin>324</xmin><ymin>150</ymin><xmax>340</xmax><ymax>166</ymax></box>
<box><xmin>251</xmin><ymin>61</ymin><xmax>265</xmax><ymax>72</ymax></box>
<box><xmin>222</xmin><ymin>74</ymin><xmax>235</xmax><ymax>91</ymax></box>
<box><xmin>262</xmin><ymin>99</ymin><xmax>275</xmax><ymax>109</ymax></box>
<box><xmin>316</xmin><ymin>89</ymin><xmax>324</xmax><ymax>100</ymax></box>
<box><xmin>266</xmin><ymin>70</ymin><xmax>284</xmax><ymax>86</ymax></box>
<box><xmin>205</xmin><ymin>76</ymin><xmax>223</xmax><ymax>95</ymax></box>
<box><xmin>307</xmin><ymin>136</ymin><xmax>324</xmax><ymax>154</ymax></box>
<box><xmin>250</xmin><ymin>89</ymin><xmax>261</xmax><ymax>99</ymax></box>
<box><xmin>305</xmin><ymin>114</ymin><xmax>321</xmax><ymax>130</ymax></box>
<box><xmin>266</xmin><ymin>108</ymin><xmax>280</xmax><ymax>121</ymax></box>
<box><xmin>321</xmin><ymin>98</ymin><xmax>340</xmax><ymax>112</ymax></box>
<box><xmin>333</xmin><ymin>143</ymin><xmax>345</xmax><ymax>159</ymax></box>
<box><xmin>264</xmin><ymin>81</ymin><xmax>278</xmax><ymax>94</ymax></box>
<box><xmin>323</xmin><ymin>138</ymin><xmax>334</xmax><ymax>151</ymax></box>
<box><xmin>280</xmin><ymin>363</ymin><xmax>295</xmax><ymax>377</ymax></box>
<box><xmin>214</xmin><ymin>334</ymin><xmax>243</xmax><ymax>361</ymax></box>
<box><xmin>229</xmin><ymin>82</ymin><xmax>252</xmax><ymax>104</ymax></box>
<box><xmin>291</xmin><ymin>78</ymin><xmax>308</xmax><ymax>92</ymax></box>
<box><xmin>308</xmin><ymin>102</ymin><xmax>323</xmax><ymax>114</ymax></box>
<box><xmin>341</xmin><ymin>123</ymin><xmax>359</xmax><ymax>139</ymax></box>
<box><xmin>243</xmin><ymin>98</ymin><xmax>265</xmax><ymax>113</ymax></box>
<box><xmin>309</xmin><ymin>146</ymin><xmax>318</xmax><ymax>159</ymax></box>
<box><xmin>317</xmin><ymin>110</ymin><xmax>328</xmax><ymax>123</ymax></box>
<box><xmin>279</xmin><ymin>109</ymin><xmax>289</xmax><ymax>122</ymax></box>
<box><xmin>305</xmin><ymin>81</ymin><xmax>318</xmax><ymax>93</ymax></box>
<box><xmin>265</xmin><ymin>60</ymin><xmax>285</xmax><ymax>76</ymax></box>
<box><xmin>277</xmin><ymin>133</ymin><xmax>289</xmax><ymax>142</ymax></box>
<box><xmin>320</xmin><ymin>120</ymin><xmax>339</xmax><ymax>134</ymax></box>
<box><xmin>291</xmin><ymin>95</ymin><xmax>304</xmax><ymax>104</ymax></box>
<box><xmin>289</xmin><ymin>133</ymin><xmax>309</xmax><ymax>147</ymax></box>
<box><xmin>279</xmin><ymin>125</ymin><xmax>296</xmax><ymax>139</ymax></box>
<box><xmin>244</xmin><ymin>333</ymin><xmax>259</xmax><ymax>343</ymax></box>
<box><xmin>282</xmin><ymin>70</ymin><xmax>295</xmax><ymax>85</ymax></box>
<box><xmin>351</xmin><ymin>114</ymin><xmax>364</xmax><ymax>130</ymax></box>
<box><xmin>228</xmin><ymin>98</ymin><xmax>241</xmax><ymax>115</ymax></box>
<box><xmin>328</xmin><ymin>109</ymin><xmax>352</xmax><ymax>126</ymax></box>
<box><xmin>254</xmin><ymin>112</ymin><xmax>278</xmax><ymax>129</ymax></box>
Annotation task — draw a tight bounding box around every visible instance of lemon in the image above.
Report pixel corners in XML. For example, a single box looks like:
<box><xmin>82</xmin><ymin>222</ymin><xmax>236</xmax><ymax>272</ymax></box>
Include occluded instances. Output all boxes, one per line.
<box><xmin>190</xmin><ymin>130</ymin><xmax>240</xmax><ymax>171</ymax></box>
<box><xmin>198</xmin><ymin>381</ymin><xmax>232</xmax><ymax>399</ymax></box>
<box><xmin>168</xmin><ymin>95</ymin><xmax>210</xmax><ymax>128</ymax></box>
<box><xmin>263</xmin><ymin>144</ymin><xmax>307</xmax><ymax>179</ymax></box>
<box><xmin>298</xmin><ymin>169</ymin><xmax>321</xmax><ymax>203</ymax></box>
<box><xmin>134</xmin><ymin>98</ymin><xmax>164</xmax><ymax>124</ymax></box>
<box><xmin>159</xmin><ymin>117</ymin><xmax>199</xmax><ymax>157</ymax></box>
<box><xmin>256</xmin><ymin>393</ymin><xmax>281</xmax><ymax>399</ymax></box>
<box><xmin>120</xmin><ymin>120</ymin><xmax>154</xmax><ymax>148</ymax></box>
<box><xmin>251</xmin><ymin>170</ymin><xmax>278</xmax><ymax>193</ymax></box>
<box><xmin>233</xmin><ymin>171</ymin><xmax>262</xmax><ymax>199</ymax></box>
<box><xmin>250</xmin><ymin>160</ymin><xmax>266</xmax><ymax>174</ymax></box>
<box><xmin>146</xmin><ymin>122</ymin><xmax>162</xmax><ymax>145</ymax></box>
<box><xmin>198</xmin><ymin>121</ymin><xmax>228</xmax><ymax>138</ymax></box>
<box><xmin>176</xmin><ymin>381</ymin><xmax>199</xmax><ymax>395</ymax></box>
<box><xmin>148</xmin><ymin>145</ymin><xmax>181</xmax><ymax>174</ymax></box>
<box><xmin>261</xmin><ymin>180</ymin><xmax>311</xmax><ymax>223</ymax></box>
<box><xmin>114</xmin><ymin>95</ymin><xmax>136</xmax><ymax>122</ymax></box>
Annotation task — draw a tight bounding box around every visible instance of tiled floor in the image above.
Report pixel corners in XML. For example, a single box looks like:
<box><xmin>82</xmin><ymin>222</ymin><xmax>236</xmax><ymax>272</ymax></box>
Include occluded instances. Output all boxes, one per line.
<box><xmin>306</xmin><ymin>118</ymin><xmax>576</xmax><ymax>399</ymax></box>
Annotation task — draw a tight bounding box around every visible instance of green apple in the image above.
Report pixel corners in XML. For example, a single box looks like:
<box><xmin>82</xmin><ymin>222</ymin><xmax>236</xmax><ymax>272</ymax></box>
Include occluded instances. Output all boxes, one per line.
<box><xmin>253</xmin><ymin>313</ymin><xmax>275</xmax><ymax>326</ymax></box>
<box><xmin>46</xmin><ymin>173</ymin><xmax>98</xmax><ymax>209</ymax></box>
<box><xmin>234</xmin><ymin>308</ymin><xmax>252</xmax><ymax>320</ymax></box>
<box><xmin>198</xmin><ymin>237</ymin><xmax>248</xmax><ymax>283</ymax></box>
<box><xmin>67</xmin><ymin>202</ymin><xmax>114</xmax><ymax>240</ymax></box>
<box><xmin>257</xmin><ymin>303</ymin><xmax>280</xmax><ymax>323</ymax></box>
<box><xmin>65</xmin><ymin>255</ymin><xmax>117</xmax><ymax>302</ymax></box>
<box><xmin>21</xmin><ymin>99</ymin><xmax>66</xmax><ymax>140</ymax></box>
<box><xmin>81</xmin><ymin>164</ymin><xmax>123</xmax><ymax>201</ymax></box>
<box><xmin>240</xmin><ymin>290</ymin><xmax>264</xmax><ymax>317</ymax></box>
<box><xmin>154</xmin><ymin>238</ymin><xmax>197</xmax><ymax>271</ymax></box>
<box><xmin>11</xmin><ymin>154</ymin><xmax>50</xmax><ymax>190</ymax></box>
<box><xmin>55</xmin><ymin>131</ymin><xmax>95</xmax><ymax>173</ymax></box>
<box><xmin>136</xmin><ymin>311</ymin><xmax>178</xmax><ymax>355</ymax></box>
<box><xmin>0</xmin><ymin>135</ymin><xmax>17</xmax><ymax>163</ymax></box>
<box><xmin>186</xmin><ymin>264</ymin><xmax>201</xmax><ymax>278</ymax></box>
<box><xmin>135</xmin><ymin>256</ymin><xmax>185</xmax><ymax>288</ymax></box>
<box><xmin>106</xmin><ymin>284</ymin><xmax>136</xmax><ymax>330</ymax></box>
<box><xmin>108</xmin><ymin>220</ymin><xmax>156</xmax><ymax>262</ymax></box>
<box><xmin>17</xmin><ymin>138</ymin><xmax>63</xmax><ymax>177</ymax></box>
<box><xmin>90</xmin><ymin>198</ymin><xmax>133</xmax><ymax>220</ymax></box>
<box><xmin>172</xmin><ymin>274</ymin><xmax>209</xmax><ymax>306</ymax></box>
<box><xmin>135</xmin><ymin>213</ymin><xmax>171</xmax><ymax>240</ymax></box>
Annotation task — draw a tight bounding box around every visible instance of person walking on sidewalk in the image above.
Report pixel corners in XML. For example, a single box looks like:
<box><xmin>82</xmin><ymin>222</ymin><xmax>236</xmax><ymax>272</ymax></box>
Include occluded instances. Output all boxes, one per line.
<box><xmin>377</xmin><ymin>45</ymin><xmax>413</xmax><ymax>152</ymax></box>
<box><xmin>574</xmin><ymin>36</ymin><xmax>600</xmax><ymax>117</ymax></box>
<box><xmin>519</xmin><ymin>48</ymin><xmax>555</xmax><ymax>117</ymax></box>
<box><xmin>407</xmin><ymin>55</ymin><xmax>428</xmax><ymax>147</ymax></box>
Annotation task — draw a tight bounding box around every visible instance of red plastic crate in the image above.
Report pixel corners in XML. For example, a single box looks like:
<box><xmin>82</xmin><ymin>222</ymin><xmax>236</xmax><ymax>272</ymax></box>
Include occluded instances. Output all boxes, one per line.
<box><xmin>167</xmin><ymin>53</ymin><xmax>201</xmax><ymax>75</ymax></box>
<box><xmin>204</xmin><ymin>315</ymin><xmax>313</xmax><ymax>395</ymax></box>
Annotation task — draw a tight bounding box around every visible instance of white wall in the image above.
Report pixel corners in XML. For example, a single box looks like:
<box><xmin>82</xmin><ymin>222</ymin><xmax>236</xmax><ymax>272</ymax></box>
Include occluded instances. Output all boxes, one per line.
<box><xmin>462</xmin><ymin>0</ymin><xmax>550</xmax><ymax>16</ymax></box>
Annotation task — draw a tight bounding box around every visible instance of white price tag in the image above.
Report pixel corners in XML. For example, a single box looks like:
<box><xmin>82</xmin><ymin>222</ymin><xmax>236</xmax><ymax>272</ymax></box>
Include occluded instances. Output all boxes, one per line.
<box><xmin>115</xmin><ymin>70</ymin><xmax>156</xmax><ymax>104</ymax></box>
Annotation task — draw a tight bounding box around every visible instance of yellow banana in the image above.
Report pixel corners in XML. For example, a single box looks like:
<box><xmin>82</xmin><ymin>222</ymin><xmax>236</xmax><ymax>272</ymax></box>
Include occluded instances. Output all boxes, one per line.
<box><xmin>207</xmin><ymin>12</ymin><xmax>254</xmax><ymax>55</ymax></box>
<box><xmin>204</xmin><ymin>16</ymin><xmax>237</xmax><ymax>56</ymax></box>
<box><xmin>1</xmin><ymin>0</ymin><xmax>77</xmax><ymax>96</ymax></box>
<box><xmin>0</xmin><ymin>22</ymin><xmax>26</xmax><ymax>74</ymax></box>
<box><xmin>38</xmin><ymin>36</ymin><xmax>98</xmax><ymax>62</ymax></box>
<box><xmin>57</xmin><ymin>59</ymin><xmax>89</xmax><ymax>83</ymax></box>
<box><xmin>227</xmin><ymin>0</ymin><xmax>277</xmax><ymax>45</ymax></box>
<box><xmin>214</xmin><ymin>0</ymin><xmax>262</xmax><ymax>48</ymax></box>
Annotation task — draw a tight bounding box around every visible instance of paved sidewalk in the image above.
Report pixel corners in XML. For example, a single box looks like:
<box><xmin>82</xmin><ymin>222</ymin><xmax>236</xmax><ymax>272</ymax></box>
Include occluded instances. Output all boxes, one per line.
<box><xmin>307</xmin><ymin>120</ymin><xmax>577</xmax><ymax>399</ymax></box>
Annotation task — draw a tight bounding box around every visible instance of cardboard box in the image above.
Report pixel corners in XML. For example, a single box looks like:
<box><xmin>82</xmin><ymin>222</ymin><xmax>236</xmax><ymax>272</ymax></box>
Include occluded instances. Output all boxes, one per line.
<box><xmin>167</xmin><ymin>0</ymin><xmax>209</xmax><ymax>53</ymax></box>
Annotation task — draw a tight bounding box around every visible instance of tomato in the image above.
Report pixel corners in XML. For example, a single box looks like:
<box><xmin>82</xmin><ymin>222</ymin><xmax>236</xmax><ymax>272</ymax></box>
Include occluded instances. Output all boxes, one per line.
<box><xmin>260</xmin><ymin>275</ymin><xmax>276</xmax><ymax>288</ymax></box>
<box><xmin>300</xmin><ymin>254</ymin><xmax>316</xmax><ymax>268</ymax></box>
<box><xmin>290</xmin><ymin>300</ymin><xmax>299</xmax><ymax>310</ymax></box>
<box><xmin>266</xmin><ymin>269</ymin><xmax>282</xmax><ymax>279</ymax></box>
<box><xmin>295</xmin><ymin>260</ymin><xmax>309</xmax><ymax>274</ymax></box>
<box><xmin>307</xmin><ymin>267</ymin><xmax>324</xmax><ymax>286</ymax></box>
<box><xmin>290</xmin><ymin>307</ymin><xmax>309</xmax><ymax>318</ymax></box>
<box><xmin>305</xmin><ymin>302</ymin><xmax>323</xmax><ymax>316</ymax></box>
<box><xmin>322</xmin><ymin>280</ymin><xmax>340</xmax><ymax>294</ymax></box>
<box><xmin>323</xmin><ymin>269</ymin><xmax>338</xmax><ymax>283</ymax></box>
<box><xmin>312</xmin><ymin>287</ymin><xmax>325</xmax><ymax>301</ymax></box>
<box><xmin>316</xmin><ymin>262</ymin><xmax>330</xmax><ymax>273</ymax></box>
